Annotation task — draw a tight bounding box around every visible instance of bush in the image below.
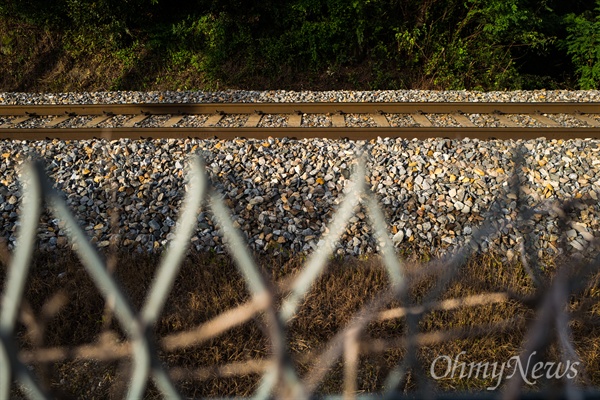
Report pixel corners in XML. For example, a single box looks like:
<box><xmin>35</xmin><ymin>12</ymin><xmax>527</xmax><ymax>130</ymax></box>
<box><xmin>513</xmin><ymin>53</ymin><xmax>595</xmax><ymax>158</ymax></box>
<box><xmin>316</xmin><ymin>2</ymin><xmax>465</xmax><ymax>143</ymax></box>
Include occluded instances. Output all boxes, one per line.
<box><xmin>1</xmin><ymin>0</ymin><xmax>600</xmax><ymax>90</ymax></box>
<box><xmin>564</xmin><ymin>0</ymin><xmax>600</xmax><ymax>89</ymax></box>
<box><xmin>394</xmin><ymin>0</ymin><xmax>554</xmax><ymax>89</ymax></box>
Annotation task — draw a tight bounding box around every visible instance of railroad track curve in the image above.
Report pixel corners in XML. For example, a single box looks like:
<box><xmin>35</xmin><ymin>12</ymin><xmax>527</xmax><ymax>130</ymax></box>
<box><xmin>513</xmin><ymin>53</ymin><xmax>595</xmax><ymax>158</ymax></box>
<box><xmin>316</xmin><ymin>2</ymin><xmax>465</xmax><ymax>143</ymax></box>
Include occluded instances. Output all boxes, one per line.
<box><xmin>1</xmin><ymin>102</ymin><xmax>599</xmax><ymax>140</ymax></box>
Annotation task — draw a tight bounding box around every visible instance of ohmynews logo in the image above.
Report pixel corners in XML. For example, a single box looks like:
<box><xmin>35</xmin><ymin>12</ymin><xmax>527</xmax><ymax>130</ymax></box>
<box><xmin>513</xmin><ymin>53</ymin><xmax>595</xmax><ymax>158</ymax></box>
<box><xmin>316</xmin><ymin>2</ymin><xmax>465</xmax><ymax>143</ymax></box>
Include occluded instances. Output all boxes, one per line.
<box><xmin>430</xmin><ymin>351</ymin><xmax>580</xmax><ymax>390</ymax></box>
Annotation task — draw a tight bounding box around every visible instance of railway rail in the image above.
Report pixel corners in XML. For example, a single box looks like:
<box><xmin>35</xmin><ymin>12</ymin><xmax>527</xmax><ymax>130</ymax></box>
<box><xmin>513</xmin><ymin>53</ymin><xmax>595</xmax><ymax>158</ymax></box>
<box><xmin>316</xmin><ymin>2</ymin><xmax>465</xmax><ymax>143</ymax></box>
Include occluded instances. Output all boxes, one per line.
<box><xmin>1</xmin><ymin>102</ymin><xmax>599</xmax><ymax>140</ymax></box>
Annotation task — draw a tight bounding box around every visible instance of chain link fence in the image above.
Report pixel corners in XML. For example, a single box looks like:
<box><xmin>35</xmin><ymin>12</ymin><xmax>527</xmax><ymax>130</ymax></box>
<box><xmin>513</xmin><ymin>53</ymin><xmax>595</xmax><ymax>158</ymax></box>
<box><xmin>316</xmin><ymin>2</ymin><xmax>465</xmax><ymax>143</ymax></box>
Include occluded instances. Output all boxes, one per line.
<box><xmin>1</xmin><ymin>148</ymin><xmax>599</xmax><ymax>399</ymax></box>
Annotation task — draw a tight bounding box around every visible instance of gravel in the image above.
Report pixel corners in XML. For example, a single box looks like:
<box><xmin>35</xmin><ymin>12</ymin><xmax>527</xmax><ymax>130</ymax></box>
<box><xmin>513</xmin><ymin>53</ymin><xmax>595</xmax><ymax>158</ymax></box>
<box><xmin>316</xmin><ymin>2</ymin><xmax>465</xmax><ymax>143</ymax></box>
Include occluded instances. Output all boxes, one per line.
<box><xmin>1</xmin><ymin>89</ymin><xmax>599</xmax><ymax>263</ymax></box>
<box><xmin>0</xmin><ymin>136</ymin><xmax>599</xmax><ymax>262</ymax></box>
<box><xmin>1</xmin><ymin>89</ymin><xmax>599</xmax><ymax>104</ymax></box>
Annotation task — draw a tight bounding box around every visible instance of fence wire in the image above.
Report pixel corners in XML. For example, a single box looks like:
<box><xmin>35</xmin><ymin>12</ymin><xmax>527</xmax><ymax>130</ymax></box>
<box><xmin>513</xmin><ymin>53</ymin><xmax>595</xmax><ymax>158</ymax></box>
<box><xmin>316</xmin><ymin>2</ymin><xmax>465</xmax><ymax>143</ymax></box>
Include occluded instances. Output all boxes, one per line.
<box><xmin>1</xmin><ymin>148</ymin><xmax>599</xmax><ymax>399</ymax></box>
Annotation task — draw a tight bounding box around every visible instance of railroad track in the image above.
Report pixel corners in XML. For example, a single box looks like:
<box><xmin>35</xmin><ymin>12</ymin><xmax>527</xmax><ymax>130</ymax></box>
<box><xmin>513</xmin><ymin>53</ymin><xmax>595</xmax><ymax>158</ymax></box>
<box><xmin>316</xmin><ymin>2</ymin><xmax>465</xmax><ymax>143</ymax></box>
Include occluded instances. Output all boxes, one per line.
<box><xmin>1</xmin><ymin>102</ymin><xmax>599</xmax><ymax>140</ymax></box>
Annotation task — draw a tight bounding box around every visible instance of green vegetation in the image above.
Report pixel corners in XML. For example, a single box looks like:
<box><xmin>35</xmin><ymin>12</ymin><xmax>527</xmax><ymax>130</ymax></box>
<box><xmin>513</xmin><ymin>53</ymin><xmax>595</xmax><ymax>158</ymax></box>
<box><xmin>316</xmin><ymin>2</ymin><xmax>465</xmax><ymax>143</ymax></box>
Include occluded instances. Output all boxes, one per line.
<box><xmin>1</xmin><ymin>0</ymin><xmax>599</xmax><ymax>91</ymax></box>
<box><xmin>564</xmin><ymin>0</ymin><xmax>600</xmax><ymax>89</ymax></box>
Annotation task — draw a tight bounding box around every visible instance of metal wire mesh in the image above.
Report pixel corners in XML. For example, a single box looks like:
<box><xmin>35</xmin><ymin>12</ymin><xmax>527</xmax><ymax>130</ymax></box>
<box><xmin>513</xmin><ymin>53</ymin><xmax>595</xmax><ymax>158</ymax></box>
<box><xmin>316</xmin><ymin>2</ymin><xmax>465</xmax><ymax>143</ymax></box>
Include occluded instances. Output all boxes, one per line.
<box><xmin>1</xmin><ymin>148</ymin><xmax>599</xmax><ymax>399</ymax></box>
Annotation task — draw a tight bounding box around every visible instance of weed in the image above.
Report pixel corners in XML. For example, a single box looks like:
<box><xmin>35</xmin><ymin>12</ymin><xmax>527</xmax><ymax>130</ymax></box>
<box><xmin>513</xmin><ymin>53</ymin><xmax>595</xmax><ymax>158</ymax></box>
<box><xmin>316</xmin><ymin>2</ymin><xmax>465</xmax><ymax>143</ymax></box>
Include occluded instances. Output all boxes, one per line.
<box><xmin>2</xmin><ymin>247</ymin><xmax>599</xmax><ymax>398</ymax></box>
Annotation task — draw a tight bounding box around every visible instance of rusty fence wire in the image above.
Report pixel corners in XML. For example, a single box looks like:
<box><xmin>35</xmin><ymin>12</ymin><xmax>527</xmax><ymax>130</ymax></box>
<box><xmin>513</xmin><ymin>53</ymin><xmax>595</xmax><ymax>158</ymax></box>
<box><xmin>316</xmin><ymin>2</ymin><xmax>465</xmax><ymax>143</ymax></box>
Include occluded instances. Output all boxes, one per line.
<box><xmin>1</xmin><ymin>148</ymin><xmax>600</xmax><ymax>399</ymax></box>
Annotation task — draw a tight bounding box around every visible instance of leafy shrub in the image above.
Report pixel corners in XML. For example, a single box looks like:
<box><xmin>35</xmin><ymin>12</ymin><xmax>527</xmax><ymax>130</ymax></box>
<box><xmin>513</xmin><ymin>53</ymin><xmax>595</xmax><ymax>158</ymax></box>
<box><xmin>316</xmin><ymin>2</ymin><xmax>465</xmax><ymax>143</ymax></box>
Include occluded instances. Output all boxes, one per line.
<box><xmin>395</xmin><ymin>0</ymin><xmax>554</xmax><ymax>89</ymax></box>
<box><xmin>564</xmin><ymin>0</ymin><xmax>600</xmax><ymax>89</ymax></box>
<box><xmin>1</xmin><ymin>0</ymin><xmax>600</xmax><ymax>90</ymax></box>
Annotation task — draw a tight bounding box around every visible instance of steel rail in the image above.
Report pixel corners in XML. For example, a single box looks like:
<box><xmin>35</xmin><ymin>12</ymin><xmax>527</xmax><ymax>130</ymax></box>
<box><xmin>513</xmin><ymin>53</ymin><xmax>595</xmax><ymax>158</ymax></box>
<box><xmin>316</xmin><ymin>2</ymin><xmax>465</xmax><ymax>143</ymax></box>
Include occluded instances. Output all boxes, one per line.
<box><xmin>0</xmin><ymin>102</ymin><xmax>599</xmax><ymax>115</ymax></box>
<box><xmin>0</xmin><ymin>102</ymin><xmax>599</xmax><ymax>140</ymax></box>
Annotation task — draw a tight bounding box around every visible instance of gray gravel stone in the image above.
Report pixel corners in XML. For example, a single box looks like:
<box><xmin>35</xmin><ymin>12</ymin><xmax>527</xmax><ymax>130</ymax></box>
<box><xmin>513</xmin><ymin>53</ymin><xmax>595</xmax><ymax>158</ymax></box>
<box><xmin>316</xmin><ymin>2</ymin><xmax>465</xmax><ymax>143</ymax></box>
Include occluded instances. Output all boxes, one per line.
<box><xmin>1</xmin><ymin>89</ymin><xmax>599</xmax><ymax>263</ymax></box>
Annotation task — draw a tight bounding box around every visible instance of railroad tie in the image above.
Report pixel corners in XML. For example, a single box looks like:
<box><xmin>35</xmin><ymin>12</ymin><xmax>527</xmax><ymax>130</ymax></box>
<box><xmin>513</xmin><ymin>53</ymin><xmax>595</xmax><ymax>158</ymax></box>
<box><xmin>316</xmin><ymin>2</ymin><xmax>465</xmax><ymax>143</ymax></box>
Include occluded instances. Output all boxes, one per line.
<box><xmin>83</xmin><ymin>115</ymin><xmax>111</xmax><ymax>128</ymax></box>
<box><xmin>451</xmin><ymin>113</ymin><xmax>476</xmax><ymax>127</ymax></box>
<box><xmin>162</xmin><ymin>115</ymin><xmax>185</xmax><ymax>127</ymax></box>
<box><xmin>531</xmin><ymin>114</ymin><xmax>560</xmax><ymax>127</ymax></box>
<box><xmin>44</xmin><ymin>115</ymin><xmax>71</xmax><ymax>128</ymax></box>
<box><xmin>411</xmin><ymin>113</ymin><xmax>433</xmax><ymax>127</ymax></box>
<box><xmin>122</xmin><ymin>114</ymin><xmax>149</xmax><ymax>128</ymax></box>
<box><xmin>204</xmin><ymin>114</ymin><xmax>223</xmax><ymax>127</ymax></box>
<box><xmin>288</xmin><ymin>113</ymin><xmax>302</xmax><ymax>127</ymax></box>
<box><xmin>573</xmin><ymin>114</ymin><xmax>600</xmax><ymax>127</ymax></box>
<box><xmin>493</xmin><ymin>113</ymin><xmax>520</xmax><ymax>127</ymax></box>
<box><xmin>244</xmin><ymin>113</ymin><xmax>262</xmax><ymax>128</ymax></box>
<box><xmin>0</xmin><ymin>116</ymin><xmax>30</xmax><ymax>128</ymax></box>
<box><xmin>331</xmin><ymin>113</ymin><xmax>346</xmax><ymax>128</ymax></box>
<box><xmin>372</xmin><ymin>113</ymin><xmax>390</xmax><ymax>127</ymax></box>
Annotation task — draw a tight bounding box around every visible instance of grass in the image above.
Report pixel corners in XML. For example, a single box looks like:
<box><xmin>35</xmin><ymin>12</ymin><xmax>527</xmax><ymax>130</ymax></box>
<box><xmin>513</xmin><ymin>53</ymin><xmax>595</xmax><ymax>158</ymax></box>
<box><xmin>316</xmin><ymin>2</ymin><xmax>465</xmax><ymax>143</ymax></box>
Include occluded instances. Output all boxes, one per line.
<box><xmin>1</xmin><ymin>246</ymin><xmax>599</xmax><ymax>398</ymax></box>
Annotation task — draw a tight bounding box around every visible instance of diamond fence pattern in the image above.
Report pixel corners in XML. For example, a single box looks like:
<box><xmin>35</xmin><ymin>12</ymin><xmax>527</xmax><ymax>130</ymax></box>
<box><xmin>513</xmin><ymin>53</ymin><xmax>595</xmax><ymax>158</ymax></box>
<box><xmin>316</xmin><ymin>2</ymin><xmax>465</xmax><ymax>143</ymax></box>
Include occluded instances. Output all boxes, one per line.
<box><xmin>1</xmin><ymin>148</ymin><xmax>599</xmax><ymax>399</ymax></box>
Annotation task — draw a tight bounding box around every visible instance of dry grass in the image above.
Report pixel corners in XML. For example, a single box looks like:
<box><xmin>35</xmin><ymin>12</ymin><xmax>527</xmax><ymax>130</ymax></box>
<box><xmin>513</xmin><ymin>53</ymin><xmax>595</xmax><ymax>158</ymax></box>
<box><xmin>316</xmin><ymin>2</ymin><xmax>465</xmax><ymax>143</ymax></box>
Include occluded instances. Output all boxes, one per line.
<box><xmin>1</xmin><ymin>246</ymin><xmax>599</xmax><ymax>398</ymax></box>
